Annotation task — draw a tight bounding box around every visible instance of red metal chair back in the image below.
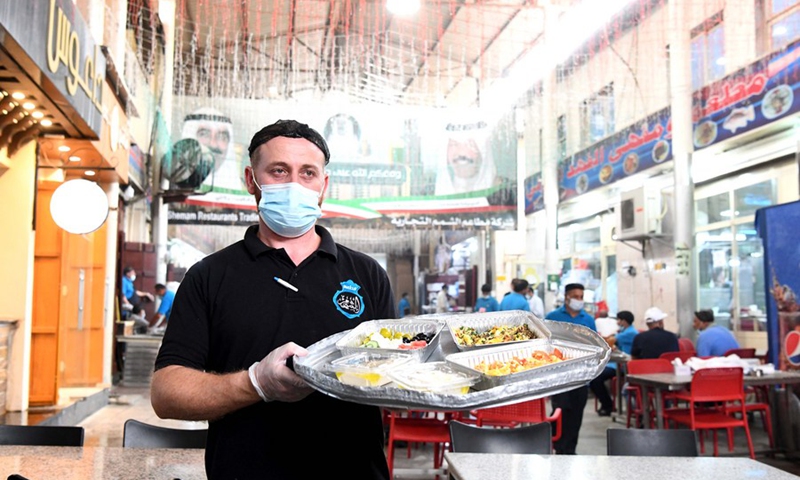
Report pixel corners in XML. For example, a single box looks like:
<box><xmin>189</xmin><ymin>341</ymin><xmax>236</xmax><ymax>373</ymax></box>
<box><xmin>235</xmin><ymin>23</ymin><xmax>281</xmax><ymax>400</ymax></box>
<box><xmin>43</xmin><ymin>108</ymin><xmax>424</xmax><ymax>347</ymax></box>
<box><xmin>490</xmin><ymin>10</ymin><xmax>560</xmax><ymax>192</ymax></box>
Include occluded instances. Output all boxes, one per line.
<box><xmin>659</xmin><ymin>351</ymin><xmax>695</xmax><ymax>363</ymax></box>
<box><xmin>678</xmin><ymin>338</ymin><xmax>695</xmax><ymax>352</ymax></box>
<box><xmin>627</xmin><ymin>358</ymin><xmax>673</xmax><ymax>374</ymax></box>
<box><xmin>723</xmin><ymin>348</ymin><xmax>756</xmax><ymax>358</ymax></box>
<box><xmin>471</xmin><ymin>398</ymin><xmax>562</xmax><ymax>442</ymax></box>
<box><xmin>690</xmin><ymin>367</ymin><xmax>744</xmax><ymax>402</ymax></box>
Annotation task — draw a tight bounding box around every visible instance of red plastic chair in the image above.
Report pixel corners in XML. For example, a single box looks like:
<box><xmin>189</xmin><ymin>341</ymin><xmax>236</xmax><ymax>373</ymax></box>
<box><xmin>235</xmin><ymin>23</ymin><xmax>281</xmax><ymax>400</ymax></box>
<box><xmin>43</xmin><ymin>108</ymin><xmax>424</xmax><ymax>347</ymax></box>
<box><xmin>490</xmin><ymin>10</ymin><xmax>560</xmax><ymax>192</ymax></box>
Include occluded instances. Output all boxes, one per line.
<box><xmin>678</xmin><ymin>338</ymin><xmax>695</xmax><ymax>352</ymax></box>
<box><xmin>659</xmin><ymin>351</ymin><xmax>696</xmax><ymax>363</ymax></box>
<box><xmin>625</xmin><ymin>359</ymin><xmax>675</xmax><ymax>428</ymax></box>
<box><xmin>385</xmin><ymin>410</ymin><xmax>451</xmax><ymax>478</ymax></box>
<box><xmin>662</xmin><ymin>367</ymin><xmax>755</xmax><ymax>459</ymax></box>
<box><xmin>723</xmin><ymin>348</ymin><xmax>756</xmax><ymax>358</ymax></box>
<box><xmin>470</xmin><ymin>398</ymin><xmax>562</xmax><ymax>443</ymax></box>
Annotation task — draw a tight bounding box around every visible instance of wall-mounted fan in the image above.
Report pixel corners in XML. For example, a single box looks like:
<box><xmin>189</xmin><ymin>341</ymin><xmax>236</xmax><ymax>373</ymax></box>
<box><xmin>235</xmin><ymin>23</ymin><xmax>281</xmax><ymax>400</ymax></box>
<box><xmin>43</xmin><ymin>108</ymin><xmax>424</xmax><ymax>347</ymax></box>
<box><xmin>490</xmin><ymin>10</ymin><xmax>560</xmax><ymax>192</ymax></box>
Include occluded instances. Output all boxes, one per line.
<box><xmin>160</xmin><ymin>138</ymin><xmax>214</xmax><ymax>190</ymax></box>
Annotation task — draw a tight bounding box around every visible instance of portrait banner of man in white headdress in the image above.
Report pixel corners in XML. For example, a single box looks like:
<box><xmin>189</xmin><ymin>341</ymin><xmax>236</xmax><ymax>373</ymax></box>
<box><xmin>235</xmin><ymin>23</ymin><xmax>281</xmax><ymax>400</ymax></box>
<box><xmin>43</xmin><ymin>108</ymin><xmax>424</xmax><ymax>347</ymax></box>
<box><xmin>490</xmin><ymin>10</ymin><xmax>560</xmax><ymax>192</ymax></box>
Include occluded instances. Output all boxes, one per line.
<box><xmin>435</xmin><ymin>120</ymin><xmax>500</xmax><ymax>196</ymax></box>
<box><xmin>180</xmin><ymin>107</ymin><xmax>246</xmax><ymax>194</ymax></box>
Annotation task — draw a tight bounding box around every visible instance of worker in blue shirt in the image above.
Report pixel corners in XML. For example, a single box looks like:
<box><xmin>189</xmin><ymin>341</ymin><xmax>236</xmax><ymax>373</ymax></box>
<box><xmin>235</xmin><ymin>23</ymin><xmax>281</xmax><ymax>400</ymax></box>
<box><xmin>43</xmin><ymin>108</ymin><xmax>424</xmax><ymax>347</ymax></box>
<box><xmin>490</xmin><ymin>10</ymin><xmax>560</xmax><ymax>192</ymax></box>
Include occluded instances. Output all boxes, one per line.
<box><xmin>474</xmin><ymin>284</ymin><xmax>500</xmax><ymax>313</ymax></box>
<box><xmin>614</xmin><ymin>311</ymin><xmax>638</xmax><ymax>355</ymax></box>
<box><xmin>499</xmin><ymin>278</ymin><xmax>531</xmax><ymax>312</ymax></box>
<box><xmin>590</xmin><ymin>310</ymin><xmax>638</xmax><ymax>417</ymax></box>
<box><xmin>152</xmin><ymin>283</ymin><xmax>176</xmax><ymax>329</ymax></box>
<box><xmin>397</xmin><ymin>292</ymin><xmax>411</xmax><ymax>317</ymax></box>
<box><xmin>545</xmin><ymin>283</ymin><xmax>597</xmax><ymax>454</ymax></box>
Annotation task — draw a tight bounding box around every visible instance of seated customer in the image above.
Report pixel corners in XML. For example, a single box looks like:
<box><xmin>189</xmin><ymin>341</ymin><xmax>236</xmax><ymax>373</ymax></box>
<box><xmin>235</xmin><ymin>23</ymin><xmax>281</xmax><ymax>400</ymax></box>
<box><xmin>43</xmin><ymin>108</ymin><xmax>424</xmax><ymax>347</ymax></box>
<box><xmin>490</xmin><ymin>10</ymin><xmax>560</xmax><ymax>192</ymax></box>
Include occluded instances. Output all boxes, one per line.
<box><xmin>694</xmin><ymin>309</ymin><xmax>740</xmax><ymax>357</ymax></box>
<box><xmin>614</xmin><ymin>311</ymin><xmax>638</xmax><ymax>355</ymax></box>
<box><xmin>631</xmin><ymin>307</ymin><xmax>679</xmax><ymax>359</ymax></box>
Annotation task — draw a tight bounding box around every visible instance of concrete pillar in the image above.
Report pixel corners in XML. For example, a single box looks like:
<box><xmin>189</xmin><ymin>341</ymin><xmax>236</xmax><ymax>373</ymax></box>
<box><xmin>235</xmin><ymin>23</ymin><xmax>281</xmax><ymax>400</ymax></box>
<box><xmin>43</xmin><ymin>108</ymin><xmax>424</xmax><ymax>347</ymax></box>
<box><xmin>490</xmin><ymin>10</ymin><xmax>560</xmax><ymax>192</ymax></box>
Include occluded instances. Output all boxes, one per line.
<box><xmin>153</xmin><ymin>1</ymin><xmax>177</xmax><ymax>284</ymax></box>
<box><xmin>102</xmin><ymin>182</ymin><xmax>120</xmax><ymax>385</ymax></box>
<box><xmin>669</xmin><ymin>0</ymin><xmax>697</xmax><ymax>339</ymax></box>
<box><xmin>542</xmin><ymin>6</ymin><xmax>560</xmax><ymax>313</ymax></box>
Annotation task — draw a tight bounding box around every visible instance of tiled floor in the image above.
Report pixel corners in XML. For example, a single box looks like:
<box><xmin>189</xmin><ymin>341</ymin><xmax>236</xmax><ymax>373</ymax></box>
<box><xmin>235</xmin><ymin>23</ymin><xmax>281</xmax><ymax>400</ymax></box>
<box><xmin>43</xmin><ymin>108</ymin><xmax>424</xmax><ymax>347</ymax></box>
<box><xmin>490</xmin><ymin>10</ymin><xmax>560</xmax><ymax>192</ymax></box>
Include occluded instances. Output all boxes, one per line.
<box><xmin>68</xmin><ymin>386</ymin><xmax>800</xmax><ymax>478</ymax></box>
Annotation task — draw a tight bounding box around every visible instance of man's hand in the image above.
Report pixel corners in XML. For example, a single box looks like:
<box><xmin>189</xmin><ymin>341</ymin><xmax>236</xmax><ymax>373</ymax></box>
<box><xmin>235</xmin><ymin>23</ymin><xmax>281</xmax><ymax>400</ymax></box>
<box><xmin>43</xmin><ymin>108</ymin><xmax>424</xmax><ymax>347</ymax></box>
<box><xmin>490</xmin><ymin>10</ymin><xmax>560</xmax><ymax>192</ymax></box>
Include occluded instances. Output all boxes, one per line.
<box><xmin>250</xmin><ymin>342</ymin><xmax>314</xmax><ymax>402</ymax></box>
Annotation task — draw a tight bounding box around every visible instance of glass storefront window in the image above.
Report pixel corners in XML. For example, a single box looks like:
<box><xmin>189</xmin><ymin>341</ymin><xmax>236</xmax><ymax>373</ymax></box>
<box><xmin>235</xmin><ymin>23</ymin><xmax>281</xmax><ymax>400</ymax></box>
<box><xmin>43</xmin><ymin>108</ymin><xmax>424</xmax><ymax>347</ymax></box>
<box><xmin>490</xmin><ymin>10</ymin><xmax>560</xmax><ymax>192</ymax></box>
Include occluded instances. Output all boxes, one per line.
<box><xmin>734</xmin><ymin>222</ymin><xmax>768</xmax><ymax>332</ymax></box>
<box><xmin>695</xmin><ymin>173</ymin><xmax>781</xmax><ymax>334</ymax></box>
<box><xmin>733</xmin><ymin>179</ymin><xmax>776</xmax><ymax>218</ymax></box>
<box><xmin>696</xmin><ymin>191</ymin><xmax>730</xmax><ymax>225</ymax></box>
<box><xmin>697</xmin><ymin>227</ymin><xmax>734</xmax><ymax>328</ymax></box>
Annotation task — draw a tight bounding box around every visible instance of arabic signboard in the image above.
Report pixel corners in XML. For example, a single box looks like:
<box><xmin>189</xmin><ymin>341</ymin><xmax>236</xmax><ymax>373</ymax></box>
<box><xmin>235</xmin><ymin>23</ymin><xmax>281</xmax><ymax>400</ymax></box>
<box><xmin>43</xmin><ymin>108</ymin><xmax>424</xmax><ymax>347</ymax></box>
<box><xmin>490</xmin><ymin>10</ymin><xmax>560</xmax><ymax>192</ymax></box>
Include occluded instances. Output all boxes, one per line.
<box><xmin>0</xmin><ymin>0</ymin><xmax>104</xmax><ymax>137</ymax></box>
<box><xmin>524</xmin><ymin>172</ymin><xmax>544</xmax><ymax>215</ymax></box>
<box><xmin>169</xmin><ymin>99</ymin><xmax>517</xmax><ymax>230</ymax></box>
<box><xmin>692</xmin><ymin>39</ymin><xmax>800</xmax><ymax>151</ymax></box>
<box><xmin>558</xmin><ymin>108</ymin><xmax>672</xmax><ymax>201</ymax></box>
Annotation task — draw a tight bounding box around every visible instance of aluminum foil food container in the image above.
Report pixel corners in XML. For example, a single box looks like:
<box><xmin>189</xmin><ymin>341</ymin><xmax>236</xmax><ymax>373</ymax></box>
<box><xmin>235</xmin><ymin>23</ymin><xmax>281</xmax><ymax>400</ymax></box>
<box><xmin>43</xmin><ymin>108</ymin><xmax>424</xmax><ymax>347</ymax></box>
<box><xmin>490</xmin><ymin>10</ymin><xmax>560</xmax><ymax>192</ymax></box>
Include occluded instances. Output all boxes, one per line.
<box><xmin>445</xmin><ymin>311</ymin><xmax>551</xmax><ymax>351</ymax></box>
<box><xmin>294</xmin><ymin>318</ymin><xmax>610</xmax><ymax>410</ymax></box>
<box><xmin>335</xmin><ymin>319</ymin><xmax>443</xmax><ymax>362</ymax></box>
<box><xmin>444</xmin><ymin>340</ymin><xmax>603</xmax><ymax>390</ymax></box>
<box><xmin>325</xmin><ymin>352</ymin><xmax>415</xmax><ymax>387</ymax></box>
<box><xmin>387</xmin><ymin>362</ymin><xmax>480</xmax><ymax>395</ymax></box>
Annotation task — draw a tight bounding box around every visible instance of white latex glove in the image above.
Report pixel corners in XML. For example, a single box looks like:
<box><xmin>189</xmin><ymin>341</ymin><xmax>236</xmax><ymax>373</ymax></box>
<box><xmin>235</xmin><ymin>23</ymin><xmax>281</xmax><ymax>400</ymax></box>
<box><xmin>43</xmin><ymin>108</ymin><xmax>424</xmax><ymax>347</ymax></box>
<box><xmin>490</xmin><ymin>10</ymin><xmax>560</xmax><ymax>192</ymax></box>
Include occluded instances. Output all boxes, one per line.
<box><xmin>249</xmin><ymin>342</ymin><xmax>313</xmax><ymax>402</ymax></box>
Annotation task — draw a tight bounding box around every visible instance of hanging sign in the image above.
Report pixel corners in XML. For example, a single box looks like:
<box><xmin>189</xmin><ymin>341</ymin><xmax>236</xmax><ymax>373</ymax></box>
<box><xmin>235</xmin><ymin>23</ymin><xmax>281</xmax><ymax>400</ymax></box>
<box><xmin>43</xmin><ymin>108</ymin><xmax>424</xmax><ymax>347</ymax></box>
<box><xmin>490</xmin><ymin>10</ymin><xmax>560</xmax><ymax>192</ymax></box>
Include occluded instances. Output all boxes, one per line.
<box><xmin>558</xmin><ymin>107</ymin><xmax>672</xmax><ymax>201</ymax></box>
<box><xmin>692</xmin><ymin>38</ymin><xmax>800</xmax><ymax>151</ymax></box>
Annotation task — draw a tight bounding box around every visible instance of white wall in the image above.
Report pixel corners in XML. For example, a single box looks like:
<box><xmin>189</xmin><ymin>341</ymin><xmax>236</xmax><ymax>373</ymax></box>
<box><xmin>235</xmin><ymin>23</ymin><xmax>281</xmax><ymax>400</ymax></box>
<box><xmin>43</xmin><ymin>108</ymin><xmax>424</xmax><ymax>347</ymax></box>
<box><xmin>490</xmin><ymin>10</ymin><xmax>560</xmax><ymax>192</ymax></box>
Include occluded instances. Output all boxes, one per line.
<box><xmin>0</xmin><ymin>142</ymin><xmax>37</xmax><ymax>411</ymax></box>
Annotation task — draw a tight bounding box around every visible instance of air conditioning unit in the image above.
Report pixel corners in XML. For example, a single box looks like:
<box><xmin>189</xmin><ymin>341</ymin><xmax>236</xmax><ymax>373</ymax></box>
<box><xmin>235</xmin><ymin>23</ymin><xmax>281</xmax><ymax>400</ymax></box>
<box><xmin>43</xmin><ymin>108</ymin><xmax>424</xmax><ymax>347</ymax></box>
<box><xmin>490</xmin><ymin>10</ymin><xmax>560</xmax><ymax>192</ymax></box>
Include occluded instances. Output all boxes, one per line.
<box><xmin>617</xmin><ymin>186</ymin><xmax>662</xmax><ymax>241</ymax></box>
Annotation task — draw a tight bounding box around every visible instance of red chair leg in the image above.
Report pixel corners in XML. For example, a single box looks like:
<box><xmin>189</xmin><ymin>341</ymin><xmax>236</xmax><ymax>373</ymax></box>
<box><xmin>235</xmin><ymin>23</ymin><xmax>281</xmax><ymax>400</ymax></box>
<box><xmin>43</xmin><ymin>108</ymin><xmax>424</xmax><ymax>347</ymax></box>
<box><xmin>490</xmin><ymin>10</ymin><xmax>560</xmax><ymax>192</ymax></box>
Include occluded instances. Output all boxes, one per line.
<box><xmin>713</xmin><ymin>430</ymin><xmax>719</xmax><ymax>457</ymax></box>
<box><xmin>727</xmin><ymin>427</ymin><xmax>734</xmax><ymax>452</ymax></box>
<box><xmin>387</xmin><ymin>439</ymin><xmax>395</xmax><ymax>477</ymax></box>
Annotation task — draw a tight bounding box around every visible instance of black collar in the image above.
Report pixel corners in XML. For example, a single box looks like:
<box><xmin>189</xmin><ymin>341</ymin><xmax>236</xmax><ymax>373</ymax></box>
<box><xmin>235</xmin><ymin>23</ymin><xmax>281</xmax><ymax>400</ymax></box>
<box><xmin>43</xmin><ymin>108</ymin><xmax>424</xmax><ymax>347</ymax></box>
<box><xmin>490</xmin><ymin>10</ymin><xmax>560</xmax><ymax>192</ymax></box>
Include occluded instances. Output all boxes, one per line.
<box><xmin>243</xmin><ymin>224</ymin><xmax>338</xmax><ymax>261</ymax></box>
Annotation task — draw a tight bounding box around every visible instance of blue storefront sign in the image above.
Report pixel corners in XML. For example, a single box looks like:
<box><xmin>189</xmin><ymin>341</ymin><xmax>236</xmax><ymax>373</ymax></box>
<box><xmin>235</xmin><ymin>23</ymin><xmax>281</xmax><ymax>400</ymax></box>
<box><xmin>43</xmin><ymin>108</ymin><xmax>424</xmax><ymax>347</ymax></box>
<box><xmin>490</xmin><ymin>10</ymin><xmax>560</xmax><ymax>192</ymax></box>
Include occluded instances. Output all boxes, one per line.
<box><xmin>692</xmin><ymin>39</ymin><xmax>800</xmax><ymax>150</ymax></box>
<box><xmin>524</xmin><ymin>172</ymin><xmax>544</xmax><ymax>215</ymax></box>
<box><xmin>558</xmin><ymin>107</ymin><xmax>672</xmax><ymax>201</ymax></box>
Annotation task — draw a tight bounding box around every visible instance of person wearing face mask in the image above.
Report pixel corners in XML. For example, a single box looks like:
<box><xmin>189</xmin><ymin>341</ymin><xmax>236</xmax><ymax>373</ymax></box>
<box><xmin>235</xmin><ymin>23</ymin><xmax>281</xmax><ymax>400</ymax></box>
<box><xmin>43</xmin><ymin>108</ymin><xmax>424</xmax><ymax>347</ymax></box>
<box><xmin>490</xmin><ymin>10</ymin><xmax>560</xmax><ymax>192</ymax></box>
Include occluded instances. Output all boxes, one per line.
<box><xmin>526</xmin><ymin>285</ymin><xmax>545</xmax><ymax>319</ymax></box>
<box><xmin>151</xmin><ymin>120</ymin><xmax>395</xmax><ymax>480</ymax></box>
<box><xmin>545</xmin><ymin>283</ymin><xmax>597</xmax><ymax>454</ymax></box>
<box><xmin>120</xmin><ymin>266</ymin><xmax>153</xmax><ymax>318</ymax></box>
<box><xmin>474</xmin><ymin>283</ymin><xmax>500</xmax><ymax>313</ymax></box>
<box><xmin>613</xmin><ymin>311</ymin><xmax>638</xmax><ymax>355</ymax></box>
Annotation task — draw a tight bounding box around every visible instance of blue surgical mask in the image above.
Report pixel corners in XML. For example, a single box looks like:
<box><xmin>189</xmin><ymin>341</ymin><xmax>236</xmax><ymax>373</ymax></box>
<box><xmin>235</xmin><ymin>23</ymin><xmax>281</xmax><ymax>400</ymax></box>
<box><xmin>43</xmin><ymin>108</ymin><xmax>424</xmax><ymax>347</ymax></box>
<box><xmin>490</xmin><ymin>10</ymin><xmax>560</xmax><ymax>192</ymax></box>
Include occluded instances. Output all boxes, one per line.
<box><xmin>255</xmin><ymin>180</ymin><xmax>323</xmax><ymax>238</ymax></box>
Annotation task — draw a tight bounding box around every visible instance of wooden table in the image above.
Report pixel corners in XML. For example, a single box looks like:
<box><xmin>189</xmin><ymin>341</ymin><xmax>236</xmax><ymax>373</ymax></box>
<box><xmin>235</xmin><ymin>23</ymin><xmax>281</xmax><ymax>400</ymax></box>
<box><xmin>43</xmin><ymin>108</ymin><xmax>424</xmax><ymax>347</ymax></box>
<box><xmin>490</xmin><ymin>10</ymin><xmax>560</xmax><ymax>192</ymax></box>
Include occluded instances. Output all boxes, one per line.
<box><xmin>626</xmin><ymin>370</ymin><xmax>800</xmax><ymax>454</ymax></box>
<box><xmin>445</xmin><ymin>452</ymin><xmax>799</xmax><ymax>480</ymax></box>
<box><xmin>0</xmin><ymin>445</ymin><xmax>205</xmax><ymax>479</ymax></box>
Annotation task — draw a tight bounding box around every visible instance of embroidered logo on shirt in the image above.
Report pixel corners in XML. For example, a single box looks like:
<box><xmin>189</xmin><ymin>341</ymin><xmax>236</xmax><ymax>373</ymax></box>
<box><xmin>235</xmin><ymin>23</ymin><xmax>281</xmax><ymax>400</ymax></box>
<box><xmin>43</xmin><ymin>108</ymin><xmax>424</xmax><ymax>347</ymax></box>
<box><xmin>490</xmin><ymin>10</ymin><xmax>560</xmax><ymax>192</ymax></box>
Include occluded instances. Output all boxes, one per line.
<box><xmin>333</xmin><ymin>280</ymin><xmax>365</xmax><ymax>319</ymax></box>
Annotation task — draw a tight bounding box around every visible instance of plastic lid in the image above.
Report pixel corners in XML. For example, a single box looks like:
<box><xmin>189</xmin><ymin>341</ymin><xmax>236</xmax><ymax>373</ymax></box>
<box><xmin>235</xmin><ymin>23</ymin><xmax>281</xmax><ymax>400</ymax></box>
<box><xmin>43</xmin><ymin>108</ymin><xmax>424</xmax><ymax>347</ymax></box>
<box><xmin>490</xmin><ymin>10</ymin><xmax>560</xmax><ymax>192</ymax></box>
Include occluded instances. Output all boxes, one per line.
<box><xmin>387</xmin><ymin>362</ymin><xmax>479</xmax><ymax>393</ymax></box>
<box><xmin>328</xmin><ymin>352</ymin><xmax>414</xmax><ymax>375</ymax></box>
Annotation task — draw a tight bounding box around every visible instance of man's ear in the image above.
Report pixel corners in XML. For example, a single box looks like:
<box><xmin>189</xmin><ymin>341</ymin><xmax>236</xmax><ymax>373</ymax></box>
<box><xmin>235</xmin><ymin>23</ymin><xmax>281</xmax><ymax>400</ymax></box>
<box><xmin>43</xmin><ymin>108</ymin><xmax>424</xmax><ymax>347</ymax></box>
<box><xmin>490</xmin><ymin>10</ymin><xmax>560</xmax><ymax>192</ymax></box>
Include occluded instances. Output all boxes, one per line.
<box><xmin>318</xmin><ymin>172</ymin><xmax>329</xmax><ymax>206</ymax></box>
<box><xmin>244</xmin><ymin>164</ymin><xmax>259</xmax><ymax>195</ymax></box>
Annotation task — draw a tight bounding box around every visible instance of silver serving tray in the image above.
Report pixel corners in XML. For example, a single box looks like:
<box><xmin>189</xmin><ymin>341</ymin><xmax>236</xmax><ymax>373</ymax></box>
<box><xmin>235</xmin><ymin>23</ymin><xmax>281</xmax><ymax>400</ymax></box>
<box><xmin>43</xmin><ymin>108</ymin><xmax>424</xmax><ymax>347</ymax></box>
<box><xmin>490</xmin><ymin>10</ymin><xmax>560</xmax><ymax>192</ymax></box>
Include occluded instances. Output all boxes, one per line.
<box><xmin>294</xmin><ymin>319</ymin><xmax>610</xmax><ymax>410</ymax></box>
<box><xmin>335</xmin><ymin>318</ymin><xmax>443</xmax><ymax>362</ymax></box>
<box><xmin>445</xmin><ymin>310</ymin><xmax>551</xmax><ymax>351</ymax></box>
<box><xmin>444</xmin><ymin>340</ymin><xmax>603</xmax><ymax>390</ymax></box>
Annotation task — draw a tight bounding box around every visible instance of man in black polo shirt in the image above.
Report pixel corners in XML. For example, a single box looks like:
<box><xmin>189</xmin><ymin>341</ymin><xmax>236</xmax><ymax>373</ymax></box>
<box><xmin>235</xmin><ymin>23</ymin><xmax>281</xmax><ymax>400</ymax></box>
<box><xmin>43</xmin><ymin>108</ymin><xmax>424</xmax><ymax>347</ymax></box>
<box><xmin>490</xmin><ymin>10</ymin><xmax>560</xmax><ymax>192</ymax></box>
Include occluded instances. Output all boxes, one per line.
<box><xmin>151</xmin><ymin>120</ymin><xmax>394</xmax><ymax>479</ymax></box>
<box><xmin>631</xmin><ymin>306</ymin><xmax>679</xmax><ymax>359</ymax></box>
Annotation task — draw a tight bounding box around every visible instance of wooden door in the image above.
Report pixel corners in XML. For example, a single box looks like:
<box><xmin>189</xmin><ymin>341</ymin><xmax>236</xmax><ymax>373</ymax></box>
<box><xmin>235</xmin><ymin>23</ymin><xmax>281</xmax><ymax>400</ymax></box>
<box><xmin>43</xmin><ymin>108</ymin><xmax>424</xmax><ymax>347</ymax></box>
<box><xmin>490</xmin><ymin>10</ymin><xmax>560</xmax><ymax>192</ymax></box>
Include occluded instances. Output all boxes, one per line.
<box><xmin>31</xmin><ymin>188</ymin><xmax>61</xmax><ymax>405</ymax></box>
<box><xmin>31</xmin><ymin>185</ymin><xmax>108</xmax><ymax>405</ymax></box>
<box><xmin>59</xmin><ymin>224</ymin><xmax>107</xmax><ymax>387</ymax></box>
